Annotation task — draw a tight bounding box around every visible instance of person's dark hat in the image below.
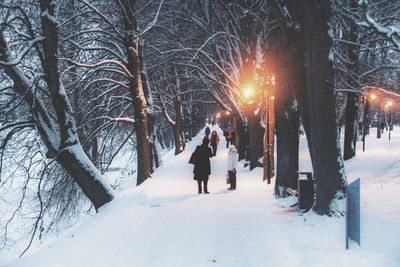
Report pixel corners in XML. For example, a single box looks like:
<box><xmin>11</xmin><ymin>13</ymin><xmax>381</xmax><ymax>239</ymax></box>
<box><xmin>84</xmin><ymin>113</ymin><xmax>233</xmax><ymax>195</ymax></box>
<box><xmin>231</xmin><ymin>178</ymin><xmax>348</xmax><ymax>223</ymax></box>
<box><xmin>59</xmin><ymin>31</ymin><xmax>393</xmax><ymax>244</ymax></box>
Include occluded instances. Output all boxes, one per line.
<box><xmin>202</xmin><ymin>137</ymin><xmax>209</xmax><ymax>145</ymax></box>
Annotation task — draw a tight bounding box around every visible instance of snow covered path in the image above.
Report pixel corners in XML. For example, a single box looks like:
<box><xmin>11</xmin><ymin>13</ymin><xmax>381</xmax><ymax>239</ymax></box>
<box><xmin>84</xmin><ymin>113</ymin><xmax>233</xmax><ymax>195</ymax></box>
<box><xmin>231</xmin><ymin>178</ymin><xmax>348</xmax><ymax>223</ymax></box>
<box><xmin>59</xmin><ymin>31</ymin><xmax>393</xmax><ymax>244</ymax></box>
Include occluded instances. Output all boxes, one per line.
<box><xmin>2</xmin><ymin>127</ymin><xmax>400</xmax><ymax>267</ymax></box>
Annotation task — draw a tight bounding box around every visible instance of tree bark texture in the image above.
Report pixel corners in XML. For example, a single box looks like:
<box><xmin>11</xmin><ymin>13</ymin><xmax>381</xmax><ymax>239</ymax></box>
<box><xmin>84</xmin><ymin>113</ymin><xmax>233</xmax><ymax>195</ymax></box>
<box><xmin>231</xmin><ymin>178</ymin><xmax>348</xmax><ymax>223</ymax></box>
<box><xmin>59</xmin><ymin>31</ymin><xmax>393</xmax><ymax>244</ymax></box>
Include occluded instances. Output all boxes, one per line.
<box><xmin>267</xmin><ymin>0</ymin><xmax>302</xmax><ymax>195</ymax></box>
<box><xmin>302</xmin><ymin>0</ymin><xmax>346</xmax><ymax>214</ymax></box>
<box><xmin>120</xmin><ymin>0</ymin><xmax>152</xmax><ymax>185</ymax></box>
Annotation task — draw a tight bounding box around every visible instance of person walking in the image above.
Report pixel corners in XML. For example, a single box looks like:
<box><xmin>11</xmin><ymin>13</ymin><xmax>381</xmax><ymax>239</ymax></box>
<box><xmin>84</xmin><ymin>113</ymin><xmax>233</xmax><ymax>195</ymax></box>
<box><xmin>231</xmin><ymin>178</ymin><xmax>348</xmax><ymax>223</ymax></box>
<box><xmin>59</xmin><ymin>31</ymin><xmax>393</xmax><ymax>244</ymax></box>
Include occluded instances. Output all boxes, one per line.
<box><xmin>192</xmin><ymin>137</ymin><xmax>213</xmax><ymax>194</ymax></box>
<box><xmin>224</xmin><ymin>128</ymin><xmax>232</xmax><ymax>148</ymax></box>
<box><xmin>231</xmin><ymin>130</ymin><xmax>236</xmax><ymax>146</ymax></box>
<box><xmin>205</xmin><ymin>125</ymin><xmax>211</xmax><ymax>138</ymax></box>
<box><xmin>227</xmin><ymin>145</ymin><xmax>238</xmax><ymax>190</ymax></box>
<box><xmin>210</xmin><ymin>130</ymin><xmax>220</xmax><ymax>156</ymax></box>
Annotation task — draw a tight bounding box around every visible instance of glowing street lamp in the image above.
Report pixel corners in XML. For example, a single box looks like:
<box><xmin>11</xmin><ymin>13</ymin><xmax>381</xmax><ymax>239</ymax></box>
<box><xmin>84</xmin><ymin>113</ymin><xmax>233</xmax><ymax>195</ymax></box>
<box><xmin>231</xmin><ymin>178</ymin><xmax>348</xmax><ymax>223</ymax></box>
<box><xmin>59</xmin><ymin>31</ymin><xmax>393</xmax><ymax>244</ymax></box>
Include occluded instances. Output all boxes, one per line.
<box><xmin>225</xmin><ymin>111</ymin><xmax>230</xmax><ymax>115</ymax></box>
<box><xmin>370</xmin><ymin>93</ymin><xmax>377</xmax><ymax>100</ymax></box>
<box><xmin>242</xmin><ymin>86</ymin><xmax>255</xmax><ymax>102</ymax></box>
<box><xmin>216</xmin><ymin>112</ymin><xmax>221</xmax><ymax>118</ymax></box>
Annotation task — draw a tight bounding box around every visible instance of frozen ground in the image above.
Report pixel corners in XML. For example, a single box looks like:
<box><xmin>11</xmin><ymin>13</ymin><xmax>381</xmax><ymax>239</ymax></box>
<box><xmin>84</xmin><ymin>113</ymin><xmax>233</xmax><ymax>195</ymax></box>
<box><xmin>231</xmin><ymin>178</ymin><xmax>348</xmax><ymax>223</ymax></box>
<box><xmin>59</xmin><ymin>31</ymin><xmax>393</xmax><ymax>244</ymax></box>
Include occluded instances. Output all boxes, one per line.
<box><xmin>1</xmin><ymin>127</ymin><xmax>399</xmax><ymax>267</ymax></box>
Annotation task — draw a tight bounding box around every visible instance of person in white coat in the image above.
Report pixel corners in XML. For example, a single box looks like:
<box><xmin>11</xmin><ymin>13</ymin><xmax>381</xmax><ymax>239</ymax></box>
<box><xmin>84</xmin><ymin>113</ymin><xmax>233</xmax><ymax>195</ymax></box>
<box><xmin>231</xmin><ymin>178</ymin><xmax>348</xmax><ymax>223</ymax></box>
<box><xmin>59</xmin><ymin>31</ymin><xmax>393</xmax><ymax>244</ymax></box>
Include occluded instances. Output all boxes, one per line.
<box><xmin>227</xmin><ymin>145</ymin><xmax>238</xmax><ymax>190</ymax></box>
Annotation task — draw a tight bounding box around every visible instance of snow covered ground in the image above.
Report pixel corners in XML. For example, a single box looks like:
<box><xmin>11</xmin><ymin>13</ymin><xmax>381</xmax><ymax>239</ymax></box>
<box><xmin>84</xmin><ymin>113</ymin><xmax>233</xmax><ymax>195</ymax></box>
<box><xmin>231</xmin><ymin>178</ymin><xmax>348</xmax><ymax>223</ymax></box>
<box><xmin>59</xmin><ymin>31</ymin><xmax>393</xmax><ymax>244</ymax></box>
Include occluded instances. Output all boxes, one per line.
<box><xmin>1</xmin><ymin>126</ymin><xmax>400</xmax><ymax>267</ymax></box>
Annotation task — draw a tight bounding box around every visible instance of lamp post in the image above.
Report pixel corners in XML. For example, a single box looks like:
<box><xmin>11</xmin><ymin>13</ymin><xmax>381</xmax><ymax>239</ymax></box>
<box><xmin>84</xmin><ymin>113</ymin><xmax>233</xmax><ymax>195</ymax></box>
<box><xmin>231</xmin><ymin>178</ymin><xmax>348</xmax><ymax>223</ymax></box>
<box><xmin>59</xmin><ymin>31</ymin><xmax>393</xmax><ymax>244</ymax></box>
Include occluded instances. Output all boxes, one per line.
<box><xmin>263</xmin><ymin>75</ymin><xmax>275</xmax><ymax>184</ymax></box>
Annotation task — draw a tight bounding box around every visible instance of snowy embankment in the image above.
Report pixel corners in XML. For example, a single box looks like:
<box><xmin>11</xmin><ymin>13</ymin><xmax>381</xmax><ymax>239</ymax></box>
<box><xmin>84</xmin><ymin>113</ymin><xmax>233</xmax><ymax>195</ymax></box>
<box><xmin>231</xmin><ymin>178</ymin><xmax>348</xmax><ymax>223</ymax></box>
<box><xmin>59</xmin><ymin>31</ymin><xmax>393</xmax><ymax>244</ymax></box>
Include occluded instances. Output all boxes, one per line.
<box><xmin>1</xmin><ymin>127</ymin><xmax>400</xmax><ymax>267</ymax></box>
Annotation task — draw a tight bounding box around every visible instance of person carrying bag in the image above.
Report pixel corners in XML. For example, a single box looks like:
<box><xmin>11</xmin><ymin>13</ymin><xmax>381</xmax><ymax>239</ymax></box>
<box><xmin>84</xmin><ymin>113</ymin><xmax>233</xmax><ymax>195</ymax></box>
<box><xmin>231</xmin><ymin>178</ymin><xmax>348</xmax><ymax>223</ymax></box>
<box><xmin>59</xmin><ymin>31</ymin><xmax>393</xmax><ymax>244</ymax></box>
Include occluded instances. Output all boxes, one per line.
<box><xmin>227</xmin><ymin>145</ymin><xmax>238</xmax><ymax>190</ymax></box>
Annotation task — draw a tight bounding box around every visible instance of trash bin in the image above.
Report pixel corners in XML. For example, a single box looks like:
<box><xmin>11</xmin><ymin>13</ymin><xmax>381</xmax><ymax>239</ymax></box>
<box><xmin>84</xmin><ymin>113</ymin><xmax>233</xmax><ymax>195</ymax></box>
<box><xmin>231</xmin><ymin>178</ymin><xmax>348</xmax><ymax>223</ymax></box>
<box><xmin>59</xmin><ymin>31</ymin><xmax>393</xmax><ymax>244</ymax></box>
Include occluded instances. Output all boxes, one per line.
<box><xmin>298</xmin><ymin>172</ymin><xmax>314</xmax><ymax>210</ymax></box>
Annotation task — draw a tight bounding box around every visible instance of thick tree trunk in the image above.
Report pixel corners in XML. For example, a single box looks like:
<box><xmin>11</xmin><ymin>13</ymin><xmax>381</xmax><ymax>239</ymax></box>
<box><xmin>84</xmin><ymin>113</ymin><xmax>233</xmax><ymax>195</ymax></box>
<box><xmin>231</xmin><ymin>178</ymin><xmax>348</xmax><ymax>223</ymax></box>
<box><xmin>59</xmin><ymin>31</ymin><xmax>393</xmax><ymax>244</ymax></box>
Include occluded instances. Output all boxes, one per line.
<box><xmin>267</xmin><ymin>0</ymin><xmax>304</xmax><ymax>194</ymax></box>
<box><xmin>274</xmin><ymin>82</ymin><xmax>299</xmax><ymax>196</ymax></box>
<box><xmin>120</xmin><ymin>0</ymin><xmax>152</xmax><ymax>185</ymax></box>
<box><xmin>57</xmin><ymin>144</ymin><xmax>114</xmax><ymax>210</ymax></box>
<box><xmin>139</xmin><ymin>40</ymin><xmax>162</xmax><ymax>172</ymax></box>
<box><xmin>302</xmin><ymin>0</ymin><xmax>346</xmax><ymax>214</ymax></box>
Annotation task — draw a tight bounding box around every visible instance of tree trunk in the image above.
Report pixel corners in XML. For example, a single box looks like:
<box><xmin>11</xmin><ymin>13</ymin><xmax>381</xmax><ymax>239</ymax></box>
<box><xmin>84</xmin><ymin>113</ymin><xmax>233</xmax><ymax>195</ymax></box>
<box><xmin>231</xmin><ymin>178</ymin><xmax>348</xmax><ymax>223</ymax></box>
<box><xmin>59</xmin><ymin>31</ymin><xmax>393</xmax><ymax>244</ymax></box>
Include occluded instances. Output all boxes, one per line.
<box><xmin>173</xmin><ymin>97</ymin><xmax>185</xmax><ymax>155</ymax></box>
<box><xmin>267</xmin><ymin>0</ymin><xmax>303</xmax><ymax>193</ymax></box>
<box><xmin>343</xmin><ymin>2</ymin><xmax>360</xmax><ymax>161</ymax></box>
<box><xmin>274</xmin><ymin>81</ymin><xmax>299</xmax><ymax>196</ymax></box>
<box><xmin>120</xmin><ymin>0</ymin><xmax>152</xmax><ymax>185</ymax></box>
<box><xmin>362</xmin><ymin>97</ymin><xmax>370</xmax><ymax>139</ymax></box>
<box><xmin>57</xmin><ymin>144</ymin><xmax>114</xmax><ymax>210</ymax></box>
<box><xmin>377</xmin><ymin>101</ymin><xmax>382</xmax><ymax>138</ymax></box>
<box><xmin>237</xmin><ymin>119</ymin><xmax>247</xmax><ymax>161</ymax></box>
<box><xmin>249</xmin><ymin>113</ymin><xmax>263</xmax><ymax>170</ymax></box>
<box><xmin>343</xmin><ymin>92</ymin><xmax>360</xmax><ymax>160</ymax></box>
<box><xmin>0</xmin><ymin>9</ymin><xmax>114</xmax><ymax>210</ymax></box>
<box><xmin>302</xmin><ymin>0</ymin><xmax>346</xmax><ymax>214</ymax></box>
<box><xmin>139</xmin><ymin>40</ymin><xmax>162</xmax><ymax>172</ymax></box>
<box><xmin>267</xmin><ymin>86</ymin><xmax>276</xmax><ymax>179</ymax></box>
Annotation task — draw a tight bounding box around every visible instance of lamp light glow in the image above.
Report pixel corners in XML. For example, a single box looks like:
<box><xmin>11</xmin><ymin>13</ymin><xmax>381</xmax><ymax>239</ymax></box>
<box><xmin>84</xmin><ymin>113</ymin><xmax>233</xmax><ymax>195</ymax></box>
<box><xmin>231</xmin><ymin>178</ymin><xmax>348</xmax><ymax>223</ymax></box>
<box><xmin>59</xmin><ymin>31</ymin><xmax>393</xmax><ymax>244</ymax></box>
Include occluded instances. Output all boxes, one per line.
<box><xmin>242</xmin><ymin>86</ymin><xmax>255</xmax><ymax>100</ymax></box>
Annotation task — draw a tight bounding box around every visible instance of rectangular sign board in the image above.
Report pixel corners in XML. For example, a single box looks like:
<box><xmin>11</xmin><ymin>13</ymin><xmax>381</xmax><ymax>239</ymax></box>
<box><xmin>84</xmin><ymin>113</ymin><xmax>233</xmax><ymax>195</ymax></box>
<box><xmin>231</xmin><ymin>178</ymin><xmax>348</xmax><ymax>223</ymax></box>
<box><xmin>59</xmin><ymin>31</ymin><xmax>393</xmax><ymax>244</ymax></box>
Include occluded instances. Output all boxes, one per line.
<box><xmin>346</xmin><ymin>178</ymin><xmax>360</xmax><ymax>249</ymax></box>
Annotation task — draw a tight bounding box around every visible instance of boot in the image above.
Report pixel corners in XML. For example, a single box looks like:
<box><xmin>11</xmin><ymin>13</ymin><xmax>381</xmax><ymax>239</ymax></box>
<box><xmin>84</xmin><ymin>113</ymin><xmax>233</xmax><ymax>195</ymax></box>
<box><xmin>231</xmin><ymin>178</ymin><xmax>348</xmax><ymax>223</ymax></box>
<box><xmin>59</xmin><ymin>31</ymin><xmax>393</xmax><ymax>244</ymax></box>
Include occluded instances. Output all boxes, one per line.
<box><xmin>204</xmin><ymin>181</ymin><xmax>210</xmax><ymax>194</ymax></box>
<box><xmin>197</xmin><ymin>181</ymin><xmax>202</xmax><ymax>194</ymax></box>
<box><xmin>232</xmin><ymin>175</ymin><xmax>236</xmax><ymax>190</ymax></box>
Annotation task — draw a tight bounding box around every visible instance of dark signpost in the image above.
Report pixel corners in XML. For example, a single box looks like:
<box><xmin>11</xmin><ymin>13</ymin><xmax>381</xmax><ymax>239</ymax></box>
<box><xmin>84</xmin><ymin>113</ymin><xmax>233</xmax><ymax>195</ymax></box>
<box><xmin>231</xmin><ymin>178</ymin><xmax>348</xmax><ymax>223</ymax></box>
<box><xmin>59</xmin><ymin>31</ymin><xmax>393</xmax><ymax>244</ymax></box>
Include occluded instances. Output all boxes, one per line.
<box><xmin>346</xmin><ymin>178</ymin><xmax>360</xmax><ymax>249</ymax></box>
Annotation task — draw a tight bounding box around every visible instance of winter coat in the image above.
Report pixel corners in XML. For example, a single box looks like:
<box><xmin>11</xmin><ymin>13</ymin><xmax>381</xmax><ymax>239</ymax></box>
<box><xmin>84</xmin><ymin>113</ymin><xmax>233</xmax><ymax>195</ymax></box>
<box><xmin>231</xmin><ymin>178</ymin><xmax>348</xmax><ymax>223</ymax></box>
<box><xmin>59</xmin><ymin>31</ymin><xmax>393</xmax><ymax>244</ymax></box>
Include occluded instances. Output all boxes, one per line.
<box><xmin>227</xmin><ymin>151</ymin><xmax>238</xmax><ymax>171</ymax></box>
<box><xmin>205</xmin><ymin>127</ymin><xmax>211</xmax><ymax>136</ymax></box>
<box><xmin>231</xmin><ymin>131</ymin><xmax>236</xmax><ymax>142</ymax></box>
<box><xmin>193</xmin><ymin>144</ymin><xmax>213</xmax><ymax>181</ymax></box>
<box><xmin>210</xmin><ymin>133</ymin><xmax>220</xmax><ymax>146</ymax></box>
<box><xmin>223</xmin><ymin>130</ymin><xmax>232</xmax><ymax>140</ymax></box>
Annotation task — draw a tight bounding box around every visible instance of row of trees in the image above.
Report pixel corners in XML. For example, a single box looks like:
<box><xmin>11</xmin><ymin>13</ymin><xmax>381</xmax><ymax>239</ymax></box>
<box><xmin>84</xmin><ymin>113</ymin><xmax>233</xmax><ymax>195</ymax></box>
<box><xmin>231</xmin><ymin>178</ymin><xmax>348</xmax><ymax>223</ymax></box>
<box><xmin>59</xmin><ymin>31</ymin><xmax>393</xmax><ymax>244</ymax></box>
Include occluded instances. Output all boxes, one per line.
<box><xmin>0</xmin><ymin>0</ymin><xmax>399</xmax><ymax>253</ymax></box>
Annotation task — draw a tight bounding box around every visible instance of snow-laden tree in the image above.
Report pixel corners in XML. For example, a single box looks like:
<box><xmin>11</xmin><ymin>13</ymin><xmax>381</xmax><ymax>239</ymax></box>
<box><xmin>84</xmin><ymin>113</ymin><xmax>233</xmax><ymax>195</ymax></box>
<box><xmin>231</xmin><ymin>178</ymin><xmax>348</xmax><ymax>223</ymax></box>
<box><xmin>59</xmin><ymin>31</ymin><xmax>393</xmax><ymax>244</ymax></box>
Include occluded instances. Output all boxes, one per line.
<box><xmin>0</xmin><ymin>0</ymin><xmax>114</xmax><ymax>210</ymax></box>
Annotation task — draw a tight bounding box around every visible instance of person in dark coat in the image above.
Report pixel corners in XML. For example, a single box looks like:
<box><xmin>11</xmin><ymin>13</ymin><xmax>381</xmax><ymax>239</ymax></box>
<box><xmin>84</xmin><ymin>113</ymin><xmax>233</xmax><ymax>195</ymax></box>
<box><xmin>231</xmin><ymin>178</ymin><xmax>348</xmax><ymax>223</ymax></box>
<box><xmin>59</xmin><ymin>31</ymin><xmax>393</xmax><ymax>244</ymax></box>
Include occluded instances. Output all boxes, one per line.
<box><xmin>205</xmin><ymin>125</ymin><xmax>211</xmax><ymax>138</ymax></box>
<box><xmin>230</xmin><ymin>130</ymin><xmax>236</xmax><ymax>146</ymax></box>
<box><xmin>224</xmin><ymin>128</ymin><xmax>233</xmax><ymax>148</ymax></box>
<box><xmin>210</xmin><ymin>130</ymin><xmax>220</xmax><ymax>156</ymax></box>
<box><xmin>193</xmin><ymin>137</ymin><xmax>213</xmax><ymax>194</ymax></box>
